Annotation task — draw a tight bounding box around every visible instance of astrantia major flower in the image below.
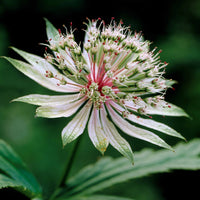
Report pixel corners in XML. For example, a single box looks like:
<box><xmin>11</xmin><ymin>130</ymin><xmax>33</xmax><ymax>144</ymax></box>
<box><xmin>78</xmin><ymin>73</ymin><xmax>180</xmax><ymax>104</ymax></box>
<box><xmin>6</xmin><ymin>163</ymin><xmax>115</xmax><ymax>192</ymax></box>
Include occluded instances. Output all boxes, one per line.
<box><xmin>4</xmin><ymin>18</ymin><xmax>188</xmax><ymax>163</ymax></box>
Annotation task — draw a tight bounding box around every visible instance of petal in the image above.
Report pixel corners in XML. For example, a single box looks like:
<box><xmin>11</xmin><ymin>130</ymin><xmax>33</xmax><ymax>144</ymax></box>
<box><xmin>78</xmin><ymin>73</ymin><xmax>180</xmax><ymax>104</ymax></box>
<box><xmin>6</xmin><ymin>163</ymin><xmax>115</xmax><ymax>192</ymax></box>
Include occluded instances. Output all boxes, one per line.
<box><xmin>110</xmin><ymin>101</ymin><xmax>185</xmax><ymax>140</ymax></box>
<box><xmin>88</xmin><ymin>108</ymin><xmax>109</xmax><ymax>154</ymax></box>
<box><xmin>100</xmin><ymin>105</ymin><xmax>134</xmax><ymax>163</ymax></box>
<box><xmin>107</xmin><ymin>103</ymin><xmax>173</xmax><ymax>151</ymax></box>
<box><xmin>12</xmin><ymin>93</ymin><xmax>82</xmax><ymax>106</ymax></box>
<box><xmin>11</xmin><ymin>47</ymin><xmax>82</xmax><ymax>92</ymax></box>
<box><xmin>36</xmin><ymin>97</ymin><xmax>86</xmax><ymax>118</ymax></box>
<box><xmin>62</xmin><ymin>101</ymin><xmax>92</xmax><ymax>146</ymax></box>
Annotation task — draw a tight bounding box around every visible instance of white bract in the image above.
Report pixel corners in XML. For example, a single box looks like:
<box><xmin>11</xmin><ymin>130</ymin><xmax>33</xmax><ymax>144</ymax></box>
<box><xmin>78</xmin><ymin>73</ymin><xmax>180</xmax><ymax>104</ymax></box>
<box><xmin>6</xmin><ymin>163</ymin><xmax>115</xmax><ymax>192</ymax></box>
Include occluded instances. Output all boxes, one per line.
<box><xmin>5</xmin><ymin>18</ymin><xmax>188</xmax><ymax>163</ymax></box>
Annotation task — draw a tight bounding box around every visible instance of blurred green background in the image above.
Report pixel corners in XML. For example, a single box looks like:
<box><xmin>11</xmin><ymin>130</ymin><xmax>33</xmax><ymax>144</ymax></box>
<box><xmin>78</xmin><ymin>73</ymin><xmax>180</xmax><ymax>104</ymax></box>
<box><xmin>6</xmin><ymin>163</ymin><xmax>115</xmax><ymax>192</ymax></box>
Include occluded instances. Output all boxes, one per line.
<box><xmin>0</xmin><ymin>0</ymin><xmax>200</xmax><ymax>199</ymax></box>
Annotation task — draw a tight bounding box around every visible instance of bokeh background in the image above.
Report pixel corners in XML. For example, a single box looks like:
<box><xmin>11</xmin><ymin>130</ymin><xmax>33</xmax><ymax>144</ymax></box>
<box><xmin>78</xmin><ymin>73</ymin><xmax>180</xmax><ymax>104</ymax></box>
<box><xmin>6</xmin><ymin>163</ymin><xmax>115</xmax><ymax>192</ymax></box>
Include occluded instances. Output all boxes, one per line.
<box><xmin>0</xmin><ymin>0</ymin><xmax>200</xmax><ymax>199</ymax></box>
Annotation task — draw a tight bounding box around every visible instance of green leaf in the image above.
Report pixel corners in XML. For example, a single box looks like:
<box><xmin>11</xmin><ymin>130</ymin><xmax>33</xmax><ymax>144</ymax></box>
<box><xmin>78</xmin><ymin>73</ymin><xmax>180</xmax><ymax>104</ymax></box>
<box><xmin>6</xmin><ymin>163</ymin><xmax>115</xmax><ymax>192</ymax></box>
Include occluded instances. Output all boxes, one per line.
<box><xmin>63</xmin><ymin>194</ymin><xmax>134</xmax><ymax>200</ymax></box>
<box><xmin>79</xmin><ymin>195</ymin><xmax>133</xmax><ymax>200</ymax></box>
<box><xmin>0</xmin><ymin>140</ymin><xmax>42</xmax><ymax>199</ymax></box>
<box><xmin>56</xmin><ymin>139</ymin><xmax>200</xmax><ymax>199</ymax></box>
<box><xmin>0</xmin><ymin>174</ymin><xmax>21</xmax><ymax>189</ymax></box>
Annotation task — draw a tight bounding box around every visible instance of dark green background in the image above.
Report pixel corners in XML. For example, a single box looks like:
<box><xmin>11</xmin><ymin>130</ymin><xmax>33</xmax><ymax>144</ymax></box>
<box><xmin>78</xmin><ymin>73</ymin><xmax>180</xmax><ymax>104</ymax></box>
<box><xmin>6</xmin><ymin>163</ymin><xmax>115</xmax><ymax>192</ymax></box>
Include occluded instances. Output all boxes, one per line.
<box><xmin>0</xmin><ymin>0</ymin><xmax>200</xmax><ymax>199</ymax></box>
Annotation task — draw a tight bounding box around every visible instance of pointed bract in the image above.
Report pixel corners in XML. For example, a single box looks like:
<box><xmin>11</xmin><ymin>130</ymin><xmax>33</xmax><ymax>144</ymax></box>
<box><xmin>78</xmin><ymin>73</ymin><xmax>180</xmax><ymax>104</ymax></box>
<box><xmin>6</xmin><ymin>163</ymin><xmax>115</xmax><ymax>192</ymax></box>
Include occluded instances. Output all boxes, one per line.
<box><xmin>110</xmin><ymin>101</ymin><xmax>185</xmax><ymax>140</ymax></box>
<box><xmin>145</xmin><ymin>99</ymin><xmax>189</xmax><ymax>117</ymax></box>
<box><xmin>12</xmin><ymin>94</ymin><xmax>82</xmax><ymax>106</ymax></box>
<box><xmin>36</xmin><ymin>97</ymin><xmax>86</xmax><ymax>118</ymax></box>
<box><xmin>44</xmin><ymin>18</ymin><xmax>60</xmax><ymax>43</ymax></box>
<box><xmin>62</xmin><ymin>102</ymin><xmax>92</xmax><ymax>146</ymax></box>
<box><xmin>100</xmin><ymin>106</ymin><xmax>134</xmax><ymax>163</ymax></box>
<box><xmin>88</xmin><ymin>108</ymin><xmax>109</xmax><ymax>154</ymax></box>
<box><xmin>107</xmin><ymin>104</ymin><xmax>174</xmax><ymax>151</ymax></box>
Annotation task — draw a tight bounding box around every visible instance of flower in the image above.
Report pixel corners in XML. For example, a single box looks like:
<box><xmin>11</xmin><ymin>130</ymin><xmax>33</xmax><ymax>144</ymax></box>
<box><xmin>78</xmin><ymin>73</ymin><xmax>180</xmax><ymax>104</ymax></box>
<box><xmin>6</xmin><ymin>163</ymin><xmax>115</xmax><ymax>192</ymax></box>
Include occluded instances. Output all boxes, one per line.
<box><xmin>4</xmin><ymin>18</ymin><xmax>188</xmax><ymax>163</ymax></box>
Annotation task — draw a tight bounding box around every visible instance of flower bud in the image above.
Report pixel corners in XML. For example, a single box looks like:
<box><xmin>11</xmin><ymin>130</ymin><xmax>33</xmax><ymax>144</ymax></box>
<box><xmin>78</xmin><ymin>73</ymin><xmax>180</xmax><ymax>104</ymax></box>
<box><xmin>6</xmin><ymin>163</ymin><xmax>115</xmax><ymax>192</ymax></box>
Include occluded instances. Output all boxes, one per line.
<box><xmin>102</xmin><ymin>86</ymin><xmax>112</xmax><ymax>95</ymax></box>
<box><xmin>89</xmin><ymin>82</ymin><xmax>98</xmax><ymax>90</ymax></box>
<box><xmin>50</xmin><ymin>44</ymin><xmax>58</xmax><ymax>51</ymax></box>
<box><xmin>84</xmin><ymin>42</ymin><xmax>91</xmax><ymax>51</ymax></box>
<box><xmin>137</xmin><ymin>107</ymin><xmax>146</xmax><ymax>114</ymax></box>
<box><xmin>91</xmin><ymin>46</ymin><xmax>98</xmax><ymax>54</ymax></box>
<box><xmin>74</xmin><ymin>46</ymin><xmax>81</xmax><ymax>55</ymax></box>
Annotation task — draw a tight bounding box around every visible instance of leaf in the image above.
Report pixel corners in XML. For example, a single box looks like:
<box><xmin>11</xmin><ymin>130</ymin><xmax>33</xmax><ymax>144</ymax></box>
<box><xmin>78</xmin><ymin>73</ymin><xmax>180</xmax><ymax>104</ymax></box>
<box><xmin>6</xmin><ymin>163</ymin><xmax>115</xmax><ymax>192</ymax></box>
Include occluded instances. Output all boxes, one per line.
<box><xmin>78</xmin><ymin>195</ymin><xmax>134</xmax><ymax>200</ymax></box>
<box><xmin>56</xmin><ymin>139</ymin><xmax>200</xmax><ymax>199</ymax></box>
<box><xmin>0</xmin><ymin>174</ymin><xmax>21</xmax><ymax>189</ymax></box>
<box><xmin>62</xmin><ymin>194</ymin><xmax>134</xmax><ymax>200</ymax></box>
<box><xmin>0</xmin><ymin>140</ymin><xmax>42</xmax><ymax>199</ymax></box>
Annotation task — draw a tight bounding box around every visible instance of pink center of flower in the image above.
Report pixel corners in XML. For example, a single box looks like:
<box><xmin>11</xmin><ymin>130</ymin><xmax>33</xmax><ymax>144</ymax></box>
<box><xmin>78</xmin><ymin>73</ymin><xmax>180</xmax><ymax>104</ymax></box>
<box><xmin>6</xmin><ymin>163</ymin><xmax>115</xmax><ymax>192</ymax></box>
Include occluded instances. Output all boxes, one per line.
<box><xmin>80</xmin><ymin>53</ymin><xmax>120</xmax><ymax>108</ymax></box>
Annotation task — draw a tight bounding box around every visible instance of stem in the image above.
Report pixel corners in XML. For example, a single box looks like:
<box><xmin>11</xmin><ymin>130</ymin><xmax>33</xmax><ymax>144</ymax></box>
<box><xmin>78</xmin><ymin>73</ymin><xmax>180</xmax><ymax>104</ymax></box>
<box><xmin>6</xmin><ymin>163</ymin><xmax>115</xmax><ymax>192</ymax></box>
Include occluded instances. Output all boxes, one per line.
<box><xmin>60</xmin><ymin>136</ymin><xmax>82</xmax><ymax>187</ymax></box>
<box><xmin>49</xmin><ymin>136</ymin><xmax>82</xmax><ymax>200</ymax></box>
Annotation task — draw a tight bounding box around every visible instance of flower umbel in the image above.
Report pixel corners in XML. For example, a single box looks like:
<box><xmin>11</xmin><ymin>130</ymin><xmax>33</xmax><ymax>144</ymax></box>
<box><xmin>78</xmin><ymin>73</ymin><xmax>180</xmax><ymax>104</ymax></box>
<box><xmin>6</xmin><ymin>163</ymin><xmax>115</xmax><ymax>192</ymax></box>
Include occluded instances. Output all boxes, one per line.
<box><xmin>5</xmin><ymin>18</ymin><xmax>188</xmax><ymax>163</ymax></box>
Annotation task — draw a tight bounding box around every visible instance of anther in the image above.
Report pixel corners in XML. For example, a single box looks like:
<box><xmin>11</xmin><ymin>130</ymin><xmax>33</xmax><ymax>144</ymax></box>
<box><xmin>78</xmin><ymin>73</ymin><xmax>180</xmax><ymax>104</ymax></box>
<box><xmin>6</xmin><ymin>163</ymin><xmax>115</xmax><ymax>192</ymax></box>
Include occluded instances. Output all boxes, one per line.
<box><xmin>45</xmin><ymin>71</ymin><xmax>53</xmax><ymax>78</ymax></box>
<box><xmin>122</xmin><ymin>110</ymin><xmax>129</xmax><ymax>118</ymax></box>
<box><xmin>58</xmin><ymin>29</ymin><xmax>62</xmax><ymax>36</ymax></box>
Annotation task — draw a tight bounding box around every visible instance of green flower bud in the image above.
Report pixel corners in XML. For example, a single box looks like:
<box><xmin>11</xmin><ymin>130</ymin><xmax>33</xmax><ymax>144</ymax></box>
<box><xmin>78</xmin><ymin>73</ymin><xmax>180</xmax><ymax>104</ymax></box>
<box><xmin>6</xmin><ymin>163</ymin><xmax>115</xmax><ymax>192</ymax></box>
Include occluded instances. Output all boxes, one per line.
<box><xmin>102</xmin><ymin>86</ymin><xmax>112</xmax><ymax>95</ymax></box>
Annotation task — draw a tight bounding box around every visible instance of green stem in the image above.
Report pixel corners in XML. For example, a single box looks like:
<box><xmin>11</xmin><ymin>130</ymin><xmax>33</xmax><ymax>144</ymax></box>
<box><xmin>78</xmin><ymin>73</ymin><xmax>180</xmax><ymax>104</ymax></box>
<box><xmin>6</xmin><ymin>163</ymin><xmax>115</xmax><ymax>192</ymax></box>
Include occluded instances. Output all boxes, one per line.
<box><xmin>60</xmin><ymin>136</ymin><xmax>82</xmax><ymax>186</ymax></box>
<box><xmin>49</xmin><ymin>136</ymin><xmax>82</xmax><ymax>200</ymax></box>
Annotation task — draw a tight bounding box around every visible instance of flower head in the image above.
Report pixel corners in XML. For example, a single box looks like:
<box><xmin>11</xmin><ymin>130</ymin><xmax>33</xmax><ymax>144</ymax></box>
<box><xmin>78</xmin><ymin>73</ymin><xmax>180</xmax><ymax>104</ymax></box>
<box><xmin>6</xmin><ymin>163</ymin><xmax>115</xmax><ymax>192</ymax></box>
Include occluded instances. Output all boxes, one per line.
<box><xmin>5</xmin><ymin>18</ymin><xmax>188</xmax><ymax>163</ymax></box>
